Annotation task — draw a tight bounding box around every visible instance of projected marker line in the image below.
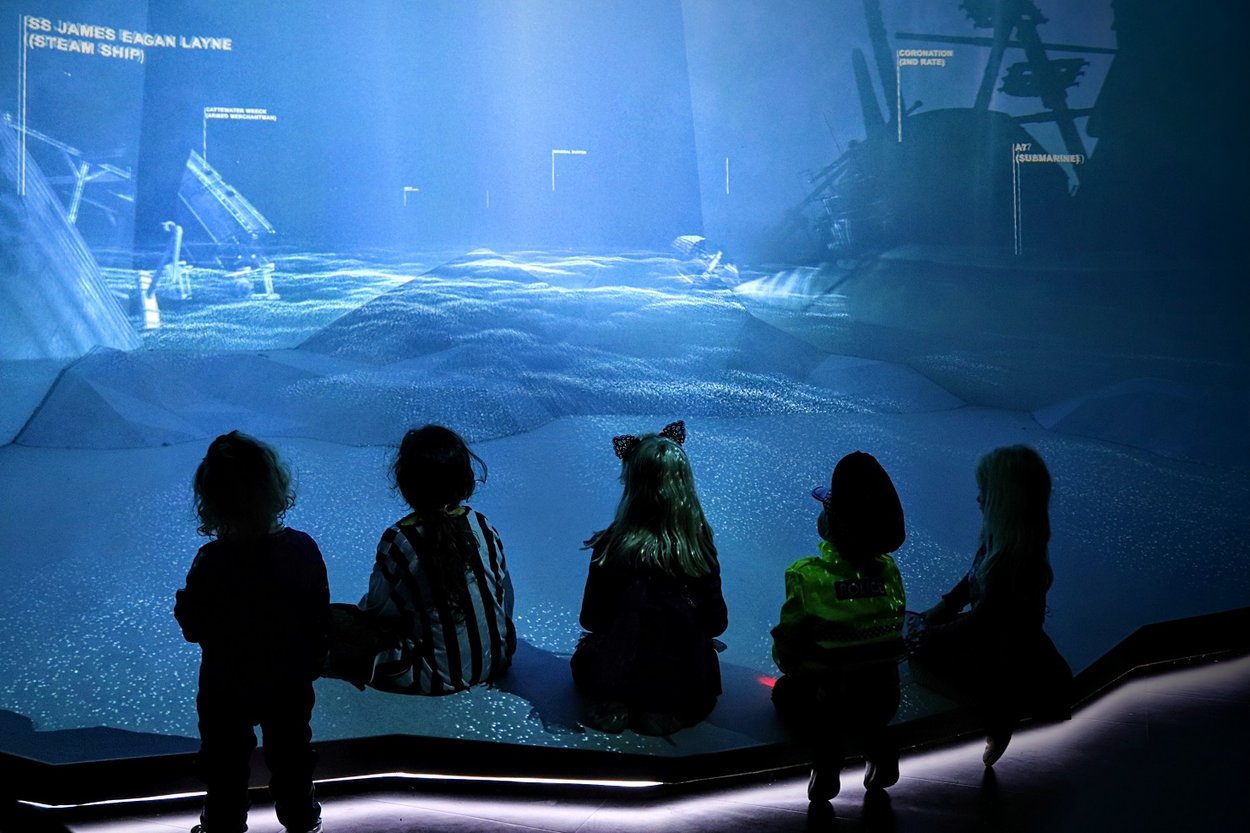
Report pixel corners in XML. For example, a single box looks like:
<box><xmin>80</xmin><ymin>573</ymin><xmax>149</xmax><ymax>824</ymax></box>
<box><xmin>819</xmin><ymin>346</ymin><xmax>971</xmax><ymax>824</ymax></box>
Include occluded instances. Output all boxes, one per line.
<box><xmin>1012</xmin><ymin>146</ymin><xmax>1022</xmax><ymax>255</ymax></box>
<box><xmin>18</xmin><ymin>14</ymin><xmax>28</xmax><ymax>195</ymax></box>
<box><xmin>551</xmin><ymin>148</ymin><xmax>587</xmax><ymax>191</ymax></box>
<box><xmin>896</xmin><ymin>54</ymin><xmax>902</xmax><ymax>143</ymax></box>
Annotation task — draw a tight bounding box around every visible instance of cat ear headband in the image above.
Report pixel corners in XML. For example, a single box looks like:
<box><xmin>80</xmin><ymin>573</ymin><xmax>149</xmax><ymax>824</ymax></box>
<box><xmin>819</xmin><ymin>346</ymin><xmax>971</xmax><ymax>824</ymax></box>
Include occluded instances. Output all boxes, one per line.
<box><xmin>613</xmin><ymin>420</ymin><xmax>686</xmax><ymax>459</ymax></box>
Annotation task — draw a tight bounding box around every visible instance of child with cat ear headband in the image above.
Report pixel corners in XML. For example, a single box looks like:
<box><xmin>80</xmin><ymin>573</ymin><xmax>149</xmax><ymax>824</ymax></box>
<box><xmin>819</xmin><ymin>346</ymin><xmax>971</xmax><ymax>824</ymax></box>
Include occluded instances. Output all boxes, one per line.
<box><xmin>571</xmin><ymin>420</ymin><xmax>727</xmax><ymax>737</ymax></box>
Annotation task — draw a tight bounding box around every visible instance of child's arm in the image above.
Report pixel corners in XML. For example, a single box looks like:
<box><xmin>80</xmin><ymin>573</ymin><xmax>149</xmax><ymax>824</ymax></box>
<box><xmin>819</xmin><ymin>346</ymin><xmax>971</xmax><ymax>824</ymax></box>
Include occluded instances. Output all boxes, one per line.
<box><xmin>922</xmin><ymin>573</ymin><xmax>972</xmax><ymax>624</ymax></box>
<box><xmin>173</xmin><ymin>549</ymin><xmax>212</xmax><ymax>644</ymax></box>
<box><xmin>770</xmin><ymin>564</ymin><xmax>814</xmax><ymax>675</ymax></box>
<box><xmin>358</xmin><ymin>533</ymin><xmax>409</xmax><ymax>628</ymax></box>
<box><xmin>578</xmin><ymin>559</ymin><xmax>617</xmax><ymax>633</ymax></box>
<box><xmin>927</xmin><ymin>548</ymin><xmax>1044</xmax><ymax>642</ymax></box>
<box><xmin>698</xmin><ymin>571</ymin><xmax>728</xmax><ymax>639</ymax></box>
<box><xmin>482</xmin><ymin>521</ymin><xmax>518</xmax><ymax>656</ymax></box>
<box><xmin>307</xmin><ymin>542</ymin><xmax>332</xmax><ymax>672</ymax></box>
<box><xmin>489</xmin><ymin>523</ymin><xmax>515</xmax><ymax>620</ymax></box>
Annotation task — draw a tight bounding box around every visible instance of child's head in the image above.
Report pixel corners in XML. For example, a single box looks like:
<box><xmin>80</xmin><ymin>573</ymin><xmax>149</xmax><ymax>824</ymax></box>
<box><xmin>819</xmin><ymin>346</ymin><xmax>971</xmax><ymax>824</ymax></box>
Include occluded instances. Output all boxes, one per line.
<box><xmin>194</xmin><ymin>430</ymin><xmax>294</xmax><ymax>538</ymax></box>
<box><xmin>975</xmin><ymin>444</ymin><xmax>1051</xmax><ymax>557</ymax></box>
<box><xmin>814</xmin><ymin>450</ymin><xmax>905</xmax><ymax>561</ymax></box>
<box><xmin>596</xmin><ymin>420</ymin><xmax>717</xmax><ymax>576</ymax></box>
<box><xmin>393</xmin><ymin>424</ymin><xmax>485</xmax><ymax>514</ymax></box>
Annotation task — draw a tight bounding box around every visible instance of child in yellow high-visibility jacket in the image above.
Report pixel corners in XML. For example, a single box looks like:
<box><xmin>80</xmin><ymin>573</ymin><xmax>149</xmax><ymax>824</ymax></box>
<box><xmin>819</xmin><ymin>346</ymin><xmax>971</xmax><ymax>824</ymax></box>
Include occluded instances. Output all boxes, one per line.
<box><xmin>771</xmin><ymin>451</ymin><xmax>906</xmax><ymax>803</ymax></box>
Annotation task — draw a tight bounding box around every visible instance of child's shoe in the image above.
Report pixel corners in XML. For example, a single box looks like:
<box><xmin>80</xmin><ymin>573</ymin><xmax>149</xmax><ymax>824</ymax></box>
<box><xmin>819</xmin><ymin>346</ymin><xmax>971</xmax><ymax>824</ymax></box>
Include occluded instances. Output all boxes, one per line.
<box><xmin>586</xmin><ymin>701</ymin><xmax>629</xmax><ymax>733</ymax></box>
<box><xmin>287</xmin><ymin>821</ymin><xmax>322</xmax><ymax>833</ymax></box>
<box><xmin>806</xmin><ymin>765</ymin><xmax>840</xmax><ymax>801</ymax></box>
<box><xmin>633</xmin><ymin>711</ymin><xmax>683</xmax><ymax>736</ymax></box>
<box><xmin>983</xmin><ymin>730</ymin><xmax>1012</xmax><ymax>766</ymax></box>
<box><xmin>863</xmin><ymin>756</ymin><xmax>899</xmax><ymax>790</ymax></box>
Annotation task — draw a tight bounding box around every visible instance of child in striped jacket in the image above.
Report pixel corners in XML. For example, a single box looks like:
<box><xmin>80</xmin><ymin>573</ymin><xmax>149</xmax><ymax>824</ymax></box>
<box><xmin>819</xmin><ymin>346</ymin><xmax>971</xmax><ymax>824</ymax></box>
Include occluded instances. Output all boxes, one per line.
<box><xmin>357</xmin><ymin>425</ymin><xmax>516</xmax><ymax>694</ymax></box>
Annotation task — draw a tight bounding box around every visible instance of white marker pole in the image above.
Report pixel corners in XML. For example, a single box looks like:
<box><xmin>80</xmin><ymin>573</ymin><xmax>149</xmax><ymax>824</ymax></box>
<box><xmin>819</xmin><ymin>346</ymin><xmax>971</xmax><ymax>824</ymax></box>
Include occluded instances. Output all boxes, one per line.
<box><xmin>18</xmin><ymin>15</ymin><xmax>28</xmax><ymax>195</ymax></box>
<box><xmin>551</xmin><ymin>149</ymin><xmax>587</xmax><ymax>191</ymax></box>
<box><xmin>896</xmin><ymin>53</ymin><xmax>903</xmax><ymax>143</ymax></box>
<box><xmin>1012</xmin><ymin>149</ymin><xmax>1022</xmax><ymax>256</ymax></box>
<box><xmin>725</xmin><ymin>156</ymin><xmax>730</xmax><ymax>195</ymax></box>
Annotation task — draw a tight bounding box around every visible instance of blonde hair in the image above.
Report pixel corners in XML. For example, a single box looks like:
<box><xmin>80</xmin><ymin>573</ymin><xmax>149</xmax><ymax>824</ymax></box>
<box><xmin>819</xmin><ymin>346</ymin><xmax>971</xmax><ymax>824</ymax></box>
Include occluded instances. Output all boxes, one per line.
<box><xmin>587</xmin><ymin>434</ymin><xmax>717</xmax><ymax>577</ymax></box>
<box><xmin>973</xmin><ymin>444</ymin><xmax>1052</xmax><ymax>587</ymax></box>
<box><xmin>194</xmin><ymin>431</ymin><xmax>295</xmax><ymax>539</ymax></box>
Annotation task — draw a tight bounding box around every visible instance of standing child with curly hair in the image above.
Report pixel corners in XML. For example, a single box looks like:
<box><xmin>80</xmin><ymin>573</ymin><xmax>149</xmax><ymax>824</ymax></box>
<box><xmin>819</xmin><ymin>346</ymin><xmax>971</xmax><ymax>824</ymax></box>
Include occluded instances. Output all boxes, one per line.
<box><xmin>175</xmin><ymin>431</ymin><xmax>329</xmax><ymax>833</ymax></box>
<box><xmin>572</xmin><ymin>420</ymin><xmax>728</xmax><ymax>736</ymax></box>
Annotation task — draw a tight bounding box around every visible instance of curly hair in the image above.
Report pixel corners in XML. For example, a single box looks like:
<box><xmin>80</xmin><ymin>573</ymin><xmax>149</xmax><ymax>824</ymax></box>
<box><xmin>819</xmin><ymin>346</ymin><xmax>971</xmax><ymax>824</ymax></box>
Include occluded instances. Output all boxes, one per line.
<box><xmin>587</xmin><ymin>434</ymin><xmax>717</xmax><ymax>577</ymax></box>
<box><xmin>193</xmin><ymin>431</ymin><xmax>295</xmax><ymax>539</ymax></box>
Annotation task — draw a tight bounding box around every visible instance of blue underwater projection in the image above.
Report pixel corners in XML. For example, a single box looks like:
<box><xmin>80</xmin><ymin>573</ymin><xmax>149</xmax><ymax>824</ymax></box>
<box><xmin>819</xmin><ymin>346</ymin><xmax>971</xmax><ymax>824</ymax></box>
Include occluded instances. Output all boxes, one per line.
<box><xmin>0</xmin><ymin>0</ymin><xmax>1247</xmax><ymax>769</ymax></box>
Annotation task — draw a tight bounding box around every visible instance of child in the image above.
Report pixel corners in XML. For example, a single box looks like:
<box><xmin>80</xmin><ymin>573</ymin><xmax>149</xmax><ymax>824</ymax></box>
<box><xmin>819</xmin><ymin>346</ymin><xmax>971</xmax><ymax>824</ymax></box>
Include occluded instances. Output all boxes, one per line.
<box><xmin>910</xmin><ymin>444</ymin><xmax>1071</xmax><ymax>766</ymax></box>
<box><xmin>356</xmin><ymin>424</ymin><xmax>516</xmax><ymax>694</ymax></box>
<box><xmin>571</xmin><ymin>420</ymin><xmax>728</xmax><ymax>736</ymax></box>
<box><xmin>174</xmin><ymin>431</ymin><xmax>329</xmax><ymax>833</ymax></box>
<box><xmin>770</xmin><ymin>451</ymin><xmax>907</xmax><ymax>802</ymax></box>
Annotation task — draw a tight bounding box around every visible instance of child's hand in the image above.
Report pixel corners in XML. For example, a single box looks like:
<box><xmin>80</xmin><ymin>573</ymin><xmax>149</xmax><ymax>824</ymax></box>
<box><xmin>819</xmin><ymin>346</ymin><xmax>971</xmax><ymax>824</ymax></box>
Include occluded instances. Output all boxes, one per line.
<box><xmin>921</xmin><ymin>600</ymin><xmax>955</xmax><ymax>626</ymax></box>
<box><xmin>902</xmin><ymin>610</ymin><xmax>927</xmax><ymax>655</ymax></box>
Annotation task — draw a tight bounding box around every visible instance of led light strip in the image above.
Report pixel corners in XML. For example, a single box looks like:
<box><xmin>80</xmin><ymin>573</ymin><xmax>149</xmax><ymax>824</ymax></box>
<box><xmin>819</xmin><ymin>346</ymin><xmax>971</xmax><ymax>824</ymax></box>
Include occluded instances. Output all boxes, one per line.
<box><xmin>320</xmin><ymin>771</ymin><xmax>662</xmax><ymax>789</ymax></box>
<box><xmin>18</xmin><ymin>771</ymin><xmax>664</xmax><ymax>810</ymax></box>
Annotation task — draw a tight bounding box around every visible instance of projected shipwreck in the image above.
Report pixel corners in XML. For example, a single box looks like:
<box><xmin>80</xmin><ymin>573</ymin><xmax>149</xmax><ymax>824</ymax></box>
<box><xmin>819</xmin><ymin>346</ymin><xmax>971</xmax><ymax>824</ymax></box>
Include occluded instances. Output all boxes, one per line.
<box><xmin>1</xmin><ymin>0</ymin><xmax>1247</xmax><ymax>792</ymax></box>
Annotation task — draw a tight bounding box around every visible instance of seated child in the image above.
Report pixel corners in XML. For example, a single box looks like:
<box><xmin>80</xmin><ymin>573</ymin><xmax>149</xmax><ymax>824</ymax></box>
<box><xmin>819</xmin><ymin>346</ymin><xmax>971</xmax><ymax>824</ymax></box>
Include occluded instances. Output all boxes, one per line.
<box><xmin>770</xmin><ymin>451</ymin><xmax>907</xmax><ymax>802</ymax></box>
<box><xmin>354</xmin><ymin>424</ymin><xmax>516</xmax><ymax>694</ymax></box>
<box><xmin>909</xmin><ymin>444</ymin><xmax>1071</xmax><ymax>767</ymax></box>
<box><xmin>174</xmin><ymin>431</ymin><xmax>329</xmax><ymax>833</ymax></box>
<box><xmin>571</xmin><ymin>420</ymin><xmax>728</xmax><ymax>736</ymax></box>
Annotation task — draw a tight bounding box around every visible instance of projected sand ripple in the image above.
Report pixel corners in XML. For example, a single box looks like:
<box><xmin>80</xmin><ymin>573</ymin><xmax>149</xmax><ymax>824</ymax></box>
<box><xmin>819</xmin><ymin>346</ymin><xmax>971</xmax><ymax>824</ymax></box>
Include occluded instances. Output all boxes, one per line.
<box><xmin>28</xmin><ymin>252</ymin><xmax>954</xmax><ymax>450</ymax></box>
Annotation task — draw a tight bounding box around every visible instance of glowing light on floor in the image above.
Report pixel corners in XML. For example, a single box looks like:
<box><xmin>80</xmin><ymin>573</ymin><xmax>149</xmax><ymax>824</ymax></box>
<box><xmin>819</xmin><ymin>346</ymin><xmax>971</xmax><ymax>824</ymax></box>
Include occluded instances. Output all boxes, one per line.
<box><xmin>318</xmin><ymin>771</ymin><xmax>662</xmax><ymax>789</ymax></box>
<box><xmin>19</xmin><ymin>790</ymin><xmax>207</xmax><ymax>811</ymax></box>
<box><xmin>18</xmin><ymin>771</ymin><xmax>663</xmax><ymax>811</ymax></box>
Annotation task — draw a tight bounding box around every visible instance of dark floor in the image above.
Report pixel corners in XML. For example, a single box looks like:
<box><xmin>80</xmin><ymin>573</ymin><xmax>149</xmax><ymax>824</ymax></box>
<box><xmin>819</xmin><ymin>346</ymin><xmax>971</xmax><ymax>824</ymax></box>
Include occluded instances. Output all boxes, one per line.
<box><xmin>28</xmin><ymin>653</ymin><xmax>1246</xmax><ymax>833</ymax></box>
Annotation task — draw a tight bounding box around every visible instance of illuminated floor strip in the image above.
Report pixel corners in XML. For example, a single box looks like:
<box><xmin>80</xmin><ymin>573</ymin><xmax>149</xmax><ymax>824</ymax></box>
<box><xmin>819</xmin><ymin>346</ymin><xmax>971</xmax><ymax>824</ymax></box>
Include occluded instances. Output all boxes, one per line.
<box><xmin>20</xmin><ymin>790</ymin><xmax>206</xmax><ymax>811</ymax></box>
<box><xmin>319</xmin><ymin>771</ymin><xmax>662</xmax><ymax>789</ymax></box>
<box><xmin>19</xmin><ymin>771</ymin><xmax>663</xmax><ymax>810</ymax></box>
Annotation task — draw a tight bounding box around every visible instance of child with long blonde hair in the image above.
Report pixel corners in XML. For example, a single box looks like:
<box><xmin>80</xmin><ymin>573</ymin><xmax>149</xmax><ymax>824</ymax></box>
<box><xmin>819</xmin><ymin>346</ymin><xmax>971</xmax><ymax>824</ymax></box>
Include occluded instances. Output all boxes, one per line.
<box><xmin>571</xmin><ymin>420</ymin><xmax>727</xmax><ymax>736</ymax></box>
<box><xmin>911</xmin><ymin>444</ymin><xmax>1071</xmax><ymax>766</ymax></box>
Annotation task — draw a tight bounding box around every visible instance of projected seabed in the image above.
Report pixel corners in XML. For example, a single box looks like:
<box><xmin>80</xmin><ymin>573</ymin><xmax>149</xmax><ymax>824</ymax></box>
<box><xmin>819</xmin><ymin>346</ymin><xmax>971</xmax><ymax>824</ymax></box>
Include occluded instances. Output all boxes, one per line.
<box><xmin>1</xmin><ymin>250</ymin><xmax>1247</xmax><ymax>764</ymax></box>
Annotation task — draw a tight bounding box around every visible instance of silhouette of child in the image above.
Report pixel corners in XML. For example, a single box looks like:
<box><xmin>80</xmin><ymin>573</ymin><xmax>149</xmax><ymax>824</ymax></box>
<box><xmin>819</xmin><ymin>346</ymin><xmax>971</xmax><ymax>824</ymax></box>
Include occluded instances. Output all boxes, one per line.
<box><xmin>910</xmin><ymin>444</ymin><xmax>1072</xmax><ymax>766</ymax></box>
<box><xmin>175</xmin><ymin>431</ymin><xmax>329</xmax><ymax>833</ymax></box>
<box><xmin>571</xmin><ymin>420</ymin><xmax>728</xmax><ymax>736</ymax></box>
<box><xmin>771</xmin><ymin>451</ymin><xmax>907</xmax><ymax>802</ymax></box>
<box><xmin>356</xmin><ymin>425</ymin><xmax>516</xmax><ymax>693</ymax></box>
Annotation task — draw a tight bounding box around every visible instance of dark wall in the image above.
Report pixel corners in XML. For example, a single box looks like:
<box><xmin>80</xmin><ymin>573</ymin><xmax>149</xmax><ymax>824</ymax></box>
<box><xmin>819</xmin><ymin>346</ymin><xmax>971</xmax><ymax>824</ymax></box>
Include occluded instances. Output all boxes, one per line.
<box><xmin>1074</xmin><ymin>0</ymin><xmax>1250</xmax><ymax>261</ymax></box>
<box><xmin>682</xmin><ymin>0</ymin><xmax>1248</xmax><ymax>264</ymax></box>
